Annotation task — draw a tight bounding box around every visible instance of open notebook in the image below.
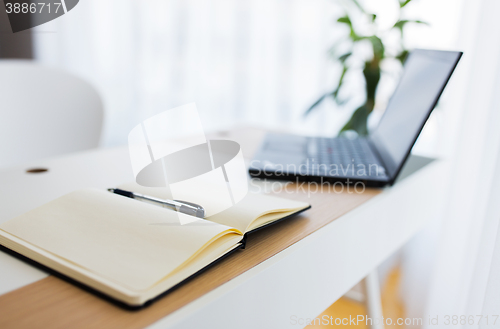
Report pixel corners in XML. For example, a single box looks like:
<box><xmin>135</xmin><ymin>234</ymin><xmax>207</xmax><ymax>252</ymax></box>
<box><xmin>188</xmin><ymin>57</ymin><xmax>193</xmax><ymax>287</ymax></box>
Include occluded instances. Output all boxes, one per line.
<box><xmin>0</xmin><ymin>186</ymin><xmax>310</xmax><ymax>308</ymax></box>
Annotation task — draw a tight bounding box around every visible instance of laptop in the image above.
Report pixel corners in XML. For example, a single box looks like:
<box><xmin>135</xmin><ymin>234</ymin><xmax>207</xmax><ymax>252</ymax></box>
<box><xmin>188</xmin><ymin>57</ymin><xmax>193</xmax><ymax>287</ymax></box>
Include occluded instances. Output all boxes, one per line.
<box><xmin>249</xmin><ymin>49</ymin><xmax>462</xmax><ymax>187</ymax></box>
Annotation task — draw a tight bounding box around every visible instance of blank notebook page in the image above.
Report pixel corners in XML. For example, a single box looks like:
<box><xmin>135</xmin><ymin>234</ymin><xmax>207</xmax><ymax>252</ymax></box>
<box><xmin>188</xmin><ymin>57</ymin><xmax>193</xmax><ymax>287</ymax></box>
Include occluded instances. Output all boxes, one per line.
<box><xmin>0</xmin><ymin>189</ymin><xmax>239</xmax><ymax>292</ymax></box>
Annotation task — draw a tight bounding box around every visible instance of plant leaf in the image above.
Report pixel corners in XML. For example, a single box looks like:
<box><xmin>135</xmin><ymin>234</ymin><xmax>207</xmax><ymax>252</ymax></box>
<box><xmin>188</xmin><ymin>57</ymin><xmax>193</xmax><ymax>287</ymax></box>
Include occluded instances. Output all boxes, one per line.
<box><xmin>349</xmin><ymin>0</ymin><xmax>366</xmax><ymax>13</ymax></box>
<box><xmin>338</xmin><ymin>52</ymin><xmax>352</xmax><ymax>63</ymax></box>
<box><xmin>304</xmin><ymin>65</ymin><xmax>348</xmax><ymax>115</ymax></box>
<box><xmin>363</xmin><ymin>60</ymin><xmax>380</xmax><ymax>107</ymax></box>
<box><xmin>304</xmin><ymin>94</ymin><xmax>329</xmax><ymax>116</ymax></box>
<box><xmin>368</xmin><ymin>36</ymin><xmax>384</xmax><ymax>59</ymax></box>
<box><xmin>396</xmin><ymin>50</ymin><xmax>409</xmax><ymax>64</ymax></box>
<box><xmin>337</xmin><ymin>15</ymin><xmax>352</xmax><ymax>27</ymax></box>
<box><xmin>393</xmin><ymin>19</ymin><xmax>429</xmax><ymax>33</ymax></box>
<box><xmin>333</xmin><ymin>65</ymin><xmax>348</xmax><ymax>104</ymax></box>
<box><xmin>339</xmin><ymin>62</ymin><xmax>380</xmax><ymax>134</ymax></box>
<box><xmin>337</xmin><ymin>14</ymin><xmax>362</xmax><ymax>40</ymax></box>
<box><xmin>339</xmin><ymin>105</ymin><xmax>369</xmax><ymax>135</ymax></box>
<box><xmin>399</xmin><ymin>0</ymin><xmax>412</xmax><ymax>8</ymax></box>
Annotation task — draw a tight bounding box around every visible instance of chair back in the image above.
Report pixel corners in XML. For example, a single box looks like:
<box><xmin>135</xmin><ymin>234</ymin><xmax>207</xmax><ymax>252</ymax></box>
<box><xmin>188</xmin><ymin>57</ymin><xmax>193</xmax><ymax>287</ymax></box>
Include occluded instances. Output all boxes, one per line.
<box><xmin>0</xmin><ymin>60</ymin><xmax>103</xmax><ymax>168</ymax></box>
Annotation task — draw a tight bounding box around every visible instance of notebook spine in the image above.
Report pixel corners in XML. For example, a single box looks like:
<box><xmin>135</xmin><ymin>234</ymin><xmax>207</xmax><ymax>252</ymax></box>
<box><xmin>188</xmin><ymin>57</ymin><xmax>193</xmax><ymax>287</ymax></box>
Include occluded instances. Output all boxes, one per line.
<box><xmin>240</xmin><ymin>235</ymin><xmax>248</xmax><ymax>249</ymax></box>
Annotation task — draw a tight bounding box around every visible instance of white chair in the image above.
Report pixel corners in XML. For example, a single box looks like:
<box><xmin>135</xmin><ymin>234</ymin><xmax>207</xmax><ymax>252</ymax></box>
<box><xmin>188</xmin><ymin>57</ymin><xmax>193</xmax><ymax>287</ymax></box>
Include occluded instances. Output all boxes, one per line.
<box><xmin>0</xmin><ymin>60</ymin><xmax>103</xmax><ymax>168</ymax></box>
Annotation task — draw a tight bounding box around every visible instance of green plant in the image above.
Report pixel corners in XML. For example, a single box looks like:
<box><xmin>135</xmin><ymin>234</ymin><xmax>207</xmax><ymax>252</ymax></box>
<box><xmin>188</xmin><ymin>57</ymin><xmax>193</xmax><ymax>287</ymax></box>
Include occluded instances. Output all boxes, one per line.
<box><xmin>305</xmin><ymin>0</ymin><xmax>427</xmax><ymax>135</ymax></box>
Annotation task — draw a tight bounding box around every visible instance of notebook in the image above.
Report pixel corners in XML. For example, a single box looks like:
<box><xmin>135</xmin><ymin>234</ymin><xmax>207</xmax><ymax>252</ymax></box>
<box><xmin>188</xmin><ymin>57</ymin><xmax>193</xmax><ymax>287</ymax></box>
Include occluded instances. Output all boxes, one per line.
<box><xmin>0</xmin><ymin>185</ymin><xmax>310</xmax><ymax>308</ymax></box>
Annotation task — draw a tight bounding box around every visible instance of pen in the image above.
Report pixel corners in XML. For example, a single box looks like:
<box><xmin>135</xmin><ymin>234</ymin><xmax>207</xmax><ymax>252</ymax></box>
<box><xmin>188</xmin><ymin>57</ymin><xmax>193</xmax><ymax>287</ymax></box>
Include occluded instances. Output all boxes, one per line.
<box><xmin>107</xmin><ymin>188</ymin><xmax>205</xmax><ymax>218</ymax></box>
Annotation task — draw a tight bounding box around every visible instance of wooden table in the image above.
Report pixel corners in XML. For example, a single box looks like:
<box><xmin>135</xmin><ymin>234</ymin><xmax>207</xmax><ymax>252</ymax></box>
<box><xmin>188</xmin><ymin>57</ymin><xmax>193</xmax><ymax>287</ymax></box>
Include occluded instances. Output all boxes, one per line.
<box><xmin>0</xmin><ymin>128</ymin><xmax>446</xmax><ymax>329</ymax></box>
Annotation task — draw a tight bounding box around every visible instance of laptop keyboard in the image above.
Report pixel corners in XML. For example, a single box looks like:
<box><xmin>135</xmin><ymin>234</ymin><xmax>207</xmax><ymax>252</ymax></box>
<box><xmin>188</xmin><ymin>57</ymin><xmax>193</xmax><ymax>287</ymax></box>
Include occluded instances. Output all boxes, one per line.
<box><xmin>304</xmin><ymin>137</ymin><xmax>387</xmax><ymax>178</ymax></box>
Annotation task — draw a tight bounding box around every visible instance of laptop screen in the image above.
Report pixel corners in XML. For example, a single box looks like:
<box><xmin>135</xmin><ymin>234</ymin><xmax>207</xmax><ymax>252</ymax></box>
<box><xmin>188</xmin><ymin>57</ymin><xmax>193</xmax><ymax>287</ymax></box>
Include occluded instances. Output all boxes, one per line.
<box><xmin>369</xmin><ymin>49</ymin><xmax>461</xmax><ymax>180</ymax></box>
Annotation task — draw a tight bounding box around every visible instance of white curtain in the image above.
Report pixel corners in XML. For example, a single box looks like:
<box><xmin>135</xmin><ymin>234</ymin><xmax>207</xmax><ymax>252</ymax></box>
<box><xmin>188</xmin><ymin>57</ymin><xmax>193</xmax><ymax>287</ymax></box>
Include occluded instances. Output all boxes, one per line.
<box><xmin>420</xmin><ymin>0</ymin><xmax>500</xmax><ymax>326</ymax></box>
<box><xmin>33</xmin><ymin>0</ymin><xmax>345</xmax><ymax>147</ymax></box>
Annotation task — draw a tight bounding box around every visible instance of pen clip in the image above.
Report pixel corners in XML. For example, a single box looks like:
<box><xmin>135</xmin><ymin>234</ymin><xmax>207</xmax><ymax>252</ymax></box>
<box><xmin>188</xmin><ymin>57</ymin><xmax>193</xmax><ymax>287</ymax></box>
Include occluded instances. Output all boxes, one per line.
<box><xmin>175</xmin><ymin>200</ymin><xmax>206</xmax><ymax>219</ymax></box>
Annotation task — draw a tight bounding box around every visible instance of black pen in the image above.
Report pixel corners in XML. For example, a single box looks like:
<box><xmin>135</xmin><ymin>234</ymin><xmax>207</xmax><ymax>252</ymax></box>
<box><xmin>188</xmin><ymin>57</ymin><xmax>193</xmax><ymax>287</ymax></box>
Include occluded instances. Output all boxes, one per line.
<box><xmin>107</xmin><ymin>188</ymin><xmax>205</xmax><ymax>218</ymax></box>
